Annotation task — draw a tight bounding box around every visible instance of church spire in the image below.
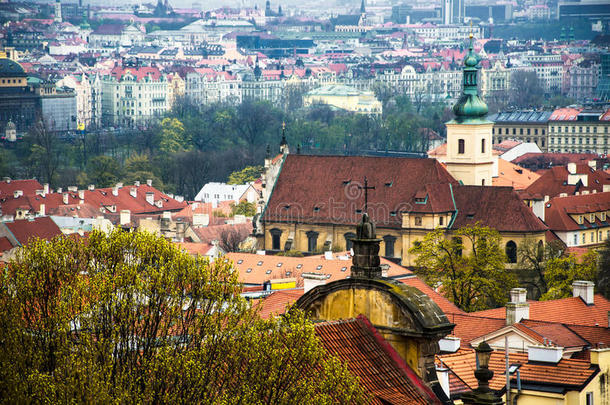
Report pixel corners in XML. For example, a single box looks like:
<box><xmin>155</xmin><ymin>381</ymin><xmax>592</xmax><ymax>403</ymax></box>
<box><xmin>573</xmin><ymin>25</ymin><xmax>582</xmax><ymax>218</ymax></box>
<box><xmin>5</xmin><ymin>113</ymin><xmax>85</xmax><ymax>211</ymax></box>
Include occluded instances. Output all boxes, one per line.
<box><xmin>279</xmin><ymin>121</ymin><xmax>289</xmax><ymax>154</ymax></box>
<box><xmin>452</xmin><ymin>31</ymin><xmax>488</xmax><ymax>123</ymax></box>
<box><xmin>360</xmin><ymin>0</ymin><xmax>366</xmax><ymax>14</ymax></box>
<box><xmin>350</xmin><ymin>213</ymin><xmax>382</xmax><ymax>278</ymax></box>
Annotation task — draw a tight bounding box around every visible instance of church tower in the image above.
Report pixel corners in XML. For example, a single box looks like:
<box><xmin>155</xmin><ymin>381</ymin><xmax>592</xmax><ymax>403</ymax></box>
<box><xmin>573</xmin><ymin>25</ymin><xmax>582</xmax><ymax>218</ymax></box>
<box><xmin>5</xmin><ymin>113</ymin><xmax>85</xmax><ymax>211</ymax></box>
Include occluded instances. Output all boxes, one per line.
<box><xmin>444</xmin><ymin>33</ymin><xmax>494</xmax><ymax>187</ymax></box>
<box><xmin>54</xmin><ymin>0</ymin><xmax>62</xmax><ymax>23</ymax></box>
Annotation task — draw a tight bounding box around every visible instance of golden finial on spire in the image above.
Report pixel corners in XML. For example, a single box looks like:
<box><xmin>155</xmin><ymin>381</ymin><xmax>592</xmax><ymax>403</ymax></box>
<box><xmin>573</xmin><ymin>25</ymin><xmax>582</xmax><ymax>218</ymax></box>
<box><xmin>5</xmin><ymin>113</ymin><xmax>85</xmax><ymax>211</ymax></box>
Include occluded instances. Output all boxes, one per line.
<box><xmin>282</xmin><ymin>121</ymin><xmax>286</xmax><ymax>130</ymax></box>
<box><xmin>469</xmin><ymin>20</ymin><xmax>473</xmax><ymax>39</ymax></box>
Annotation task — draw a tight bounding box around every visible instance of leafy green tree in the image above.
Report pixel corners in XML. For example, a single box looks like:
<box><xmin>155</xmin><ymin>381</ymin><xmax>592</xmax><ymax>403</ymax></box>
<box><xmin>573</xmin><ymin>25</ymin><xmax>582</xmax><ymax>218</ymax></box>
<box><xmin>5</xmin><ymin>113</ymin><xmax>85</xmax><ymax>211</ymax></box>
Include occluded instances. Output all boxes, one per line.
<box><xmin>122</xmin><ymin>153</ymin><xmax>165</xmax><ymax>190</ymax></box>
<box><xmin>86</xmin><ymin>155</ymin><xmax>122</xmax><ymax>187</ymax></box>
<box><xmin>598</xmin><ymin>239</ymin><xmax>610</xmax><ymax>299</ymax></box>
<box><xmin>231</xmin><ymin>201</ymin><xmax>256</xmax><ymax>217</ymax></box>
<box><xmin>517</xmin><ymin>238</ymin><xmax>565</xmax><ymax>298</ymax></box>
<box><xmin>0</xmin><ymin>230</ymin><xmax>365</xmax><ymax>403</ymax></box>
<box><xmin>158</xmin><ymin>117</ymin><xmax>190</xmax><ymax>155</ymax></box>
<box><xmin>541</xmin><ymin>251</ymin><xmax>598</xmax><ymax>301</ymax></box>
<box><xmin>410</xmin><ymin>224</ymin><xmax>518</xmax><ymax>312</ymax></box>
<box><xmin>227</xmin><ymin>165</ymin><xmax>263</xmax><ymax>184</ymax></box>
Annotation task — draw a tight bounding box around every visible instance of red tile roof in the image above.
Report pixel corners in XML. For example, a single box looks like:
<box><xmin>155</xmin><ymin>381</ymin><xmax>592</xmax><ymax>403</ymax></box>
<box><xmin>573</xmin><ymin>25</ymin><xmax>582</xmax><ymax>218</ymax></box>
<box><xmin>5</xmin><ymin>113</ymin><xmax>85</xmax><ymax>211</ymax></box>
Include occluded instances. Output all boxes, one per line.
<box><xmin>226</xmin><ymin>252</ymin><xmax>411</xmax><ymax>286</ymax></box>
<box><xmin>439</xmin><ymin>349</ymin><xmax>598</xmax><ymax>392</ymax></box>
<box><xmin>0</xmin><ymin>184</ymin><xmax>187</xmax><ymax>217</ymax></box>
<box><xmin>254</xmin><ymin>288</ymin><xmax>304</xmax><ymax>319</ymax></box>
<box><xmin>549</xmin><ymin>107</ymin><xmax>583</xmax><ymax>121</ymax></box>
<box><xmin>0</xmin><ymin>236</ymin><xmax>13</xmax><ymax>252</ymax></box>
<box><xmin>473</xmin><ymin>294</ymin><xmax>610</xmax><ymax>327</ymax></box>
<box><xmin>492</xmin><ymin>159</ymin><xmax>540</xmax><ymax>190</ymax></box>
<box><xmin>0</xmin><ymin>179</ymin><xmax>43</xmax><ymax>198</ymax></box>
<box><xmin>316</xmin><ymin>316</ymin><xmax>442</xmax><ymax>405</ymax></box>
<box><xmin>450</xmin><ymin>186</ymin><xmax>547</xmax><ymax>232</ymax></box>
<box><xmin>445</xmin><ymin>313</ymin><xmax>507</xmax><ymax>348</ymax></box>
<box><xmin>512</xmin><ymin>153</ymin><xmax>598</xmax><ymax>171</ymax></box>
<box><xmin>263</xmin><ymin>155</ymin><xmax>457</xmax><ymax>228</ymax></box>
<box><xmin>3</xmin><ymin>217</ymin><xmax>62</xmax><ymax>245</ymax></box>
<box><xmin>191</xmin><ymin>222</ymin><xmax>252</xmax><ymax>245</ymax></box>
<box><xmin>108</xmin><ymin>66</ymin><xmax>162</xmax><ymax>82</ymax></box>
<box><xmin>521</xmin><ymin>165</ymin><xmax>610</xmax><ymax>200</ymax></box>
<box><xmin>545</xmin><ymin>192</ymin><xmax>610</xmax><ymax>231</ymax></box>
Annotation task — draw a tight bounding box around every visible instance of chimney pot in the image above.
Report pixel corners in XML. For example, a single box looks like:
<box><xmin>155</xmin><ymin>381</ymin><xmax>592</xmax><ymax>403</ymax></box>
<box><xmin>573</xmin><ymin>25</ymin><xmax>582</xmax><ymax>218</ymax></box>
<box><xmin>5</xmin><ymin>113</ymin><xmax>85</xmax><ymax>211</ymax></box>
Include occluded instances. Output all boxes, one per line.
<box><xmin>506</xmin><ymin>288</ymin><xmax>529</xmax><ymax>325</ymax></box>
<box><xmin>573</xmin><ymin>280</ymin><xmax>595</xmax><ymax>305</ymax></box>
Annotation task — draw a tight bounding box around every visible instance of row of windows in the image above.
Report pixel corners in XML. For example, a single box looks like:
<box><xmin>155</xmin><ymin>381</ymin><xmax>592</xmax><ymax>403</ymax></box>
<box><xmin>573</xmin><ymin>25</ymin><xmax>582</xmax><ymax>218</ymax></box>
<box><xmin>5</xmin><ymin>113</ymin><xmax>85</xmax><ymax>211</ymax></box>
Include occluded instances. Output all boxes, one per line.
<box><xmin>456</xmin><ymin>139</ymin><xmax>486</xmax><ymax>154</ymax></box>
<box><xmin>551</xmin><ymin>137</ymin><xmax>608</xmax><ymax>144</ymax></box>
<box><xmin>270</xmin><ymin>229</ymin><xmax>398</xmax><ymax>257</ymax></box>
<box><xmin>573</xmin><ymin>230</ymin><xmax>610</xmax><ymax>246</ymax></box>
<box><xmin>494</xmin><ymin>127</ymin><xmax>545</xmax><ymax>136</ymax></box>
<box><xmin>552</xmin><ymin>126</ymin><xmax>608</xmax><ymax>133</ymax></box>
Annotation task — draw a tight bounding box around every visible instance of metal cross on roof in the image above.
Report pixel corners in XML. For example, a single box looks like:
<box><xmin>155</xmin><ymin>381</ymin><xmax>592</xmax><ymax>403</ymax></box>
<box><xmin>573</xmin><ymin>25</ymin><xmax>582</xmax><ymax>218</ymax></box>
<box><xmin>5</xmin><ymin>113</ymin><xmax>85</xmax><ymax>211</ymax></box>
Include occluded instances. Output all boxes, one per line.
<box><xmin>358</xmin><ymin>176</ymin><xmax>375</xmax><ymax>213</ymax></box>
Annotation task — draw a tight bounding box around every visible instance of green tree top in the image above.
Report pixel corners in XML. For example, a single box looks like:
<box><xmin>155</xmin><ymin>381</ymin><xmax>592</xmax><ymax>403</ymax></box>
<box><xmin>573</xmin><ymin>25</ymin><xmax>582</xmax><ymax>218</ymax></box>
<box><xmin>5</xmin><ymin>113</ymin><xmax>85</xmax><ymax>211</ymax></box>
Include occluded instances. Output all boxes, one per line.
<box><xmin>0</xmin><ymin>230</ymin><xmax>365</xmax><ymax>403</ymax></box>
<box><xmin>227</xmin><ymin>165</ymin><xmax>263</xmax><ymax>184</ymax></box>
<box><xmin>541</xmin><ymin>251</ymin><xmax>598</xmax><ymax>301</ymax></box>
<box><xmin>409</xmin><ymin>224</ymin><xmax>518</xmax><ymax>312</ymax></box>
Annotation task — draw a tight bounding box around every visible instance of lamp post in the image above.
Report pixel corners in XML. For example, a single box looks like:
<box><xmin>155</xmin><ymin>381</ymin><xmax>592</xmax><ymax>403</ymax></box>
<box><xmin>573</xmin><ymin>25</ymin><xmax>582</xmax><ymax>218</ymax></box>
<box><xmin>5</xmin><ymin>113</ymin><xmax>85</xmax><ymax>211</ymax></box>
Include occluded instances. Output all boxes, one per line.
<box><xmin>461</xmin><ymin>342</ymin><xmax>504</xmax><ymax>405</ymax></box>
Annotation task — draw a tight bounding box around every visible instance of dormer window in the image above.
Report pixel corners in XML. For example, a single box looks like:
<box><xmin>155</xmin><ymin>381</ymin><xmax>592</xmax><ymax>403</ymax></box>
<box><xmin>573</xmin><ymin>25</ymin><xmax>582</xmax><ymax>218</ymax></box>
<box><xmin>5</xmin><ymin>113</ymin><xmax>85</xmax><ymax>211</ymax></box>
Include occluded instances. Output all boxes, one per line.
<box><xmin>578</xmin><ymin>215</ymin><xmax>584</xmax><ymax>224</ymax></box>
<box><xmin>602</xmin><ymin>212</ymin><xmax>607</xmax><ymax>222</ymax></box>
<box><xmin>414</xmin><ymin>216</ymin><xmax>422</xmax><ymax>226</ymax></box>
<box><xmin>590</xmin><ymin>214</ymin><xmax>596</xmax><ymax>223</ymax></box>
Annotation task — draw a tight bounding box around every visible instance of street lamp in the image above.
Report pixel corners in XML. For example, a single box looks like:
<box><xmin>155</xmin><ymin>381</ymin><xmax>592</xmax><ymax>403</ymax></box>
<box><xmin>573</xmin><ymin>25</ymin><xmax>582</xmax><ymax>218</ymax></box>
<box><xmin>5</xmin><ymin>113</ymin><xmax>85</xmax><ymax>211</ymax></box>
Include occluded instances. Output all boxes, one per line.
<box><xmin>461</xmin><ymin>342</ymin><xmax>503</xmax><ymax>405</ymax></box>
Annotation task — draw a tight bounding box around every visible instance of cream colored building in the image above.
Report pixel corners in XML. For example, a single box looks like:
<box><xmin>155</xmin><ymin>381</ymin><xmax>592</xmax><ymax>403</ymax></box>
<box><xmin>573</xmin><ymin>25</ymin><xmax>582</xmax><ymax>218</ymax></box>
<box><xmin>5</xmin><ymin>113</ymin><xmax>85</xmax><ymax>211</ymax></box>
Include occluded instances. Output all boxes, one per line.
<box><xmin>303</xmin><ymin>84</ymin><xmax>382</xmax><ymax>115</ymax></box>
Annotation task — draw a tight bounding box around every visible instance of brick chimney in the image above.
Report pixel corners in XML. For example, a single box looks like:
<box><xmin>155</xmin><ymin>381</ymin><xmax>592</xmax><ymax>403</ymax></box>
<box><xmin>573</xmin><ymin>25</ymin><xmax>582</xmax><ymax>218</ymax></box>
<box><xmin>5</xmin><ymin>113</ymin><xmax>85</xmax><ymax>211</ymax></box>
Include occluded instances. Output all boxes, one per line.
<box><xmin>573</xmin><ymin>280</ymin><xmax>594</xmax><ymax>305</ymax></box>
<box><xmin>506</xmin><ymin>287</ymin><xmax>529</xmax><ymax>325</ymax></box>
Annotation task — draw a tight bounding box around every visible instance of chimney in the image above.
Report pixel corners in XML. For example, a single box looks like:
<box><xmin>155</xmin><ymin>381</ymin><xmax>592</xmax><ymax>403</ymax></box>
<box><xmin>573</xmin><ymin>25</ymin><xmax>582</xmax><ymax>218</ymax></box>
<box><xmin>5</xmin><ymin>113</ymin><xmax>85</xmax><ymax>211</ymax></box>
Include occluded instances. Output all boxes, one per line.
<box><xmin>120</xmin><ymin>209</ymin><xmax>131</xmax><ymax>226</ymax></box>
<box><xmin>567</xmin><ymin>162</ymin><xmax>576</xmax><ymax>174</ymax></box>
<box><xmin>57</xmin><ymin>187</ymin><xmax>62</xmax><ymax>193</ymax></box>
<box><xmin>146</xmin><ymin>192</ymin><xmax>154</xmax><ymax>205</ymax></box>
<box><xmin>3</xmin><ymin>177</ymin><xmax>10</xmax><ymax>183</ymax></box>
<box><xmin>13</xmin><ymin>190</ymin><xmax>23</xmax><ymax>198</ymax></box>
<box><xmin>439</xmin><ymin>336</ymin><xmax>461</xmax><ymax>353</ymax></box>
<box><xmin>146</xmin><ymin>179</ymin><xmax>152</xmax><ymax>187</ymax></box>
<box><xmin>78</xmin><ymin>190</ymin><xmax>85</xmax><ymax>200</ymax></box>
<box><xmin>193</xmin><ymin>213</ymin><xmax>209</xmax><ymax>227</ymax></box>
<box><xmin>436</xmin><ymin>366</ymin><xmax>450</xmax><ymax>398</ymax></box>
<box><xmin>303</xmin><ymin>272</ymin><xmax>328</xmax><ymax>294</ymax></box>
<box><xmin>112</xmin><ymin>186</ymin><xmax>118</xmax><ymax>196</ymax></box>
<box><xmin>604</xmin><ymin>185</ymin><xmax>610</xmax><ymax>192</ymax></box>
<box><xmin>528</xmin><ymin>345</ymin><xmax>563</xmax><ymax>363</ymax></box>
<box><xmin>573</xmin><ymin>280</ymin><xmax>594</xmax><ymax>305</ymax></box>
<box><xmin>175</xmin><ymin>195</ymin><xmax>184</xmax><ymax>202</ymax></box>
<box><xmin>43</xmin><ymin>183</ymin><xmax>49</xmax><ymax>194</ymax></box>
<box><xmin>116</xmin><ymin>182</ymin><xmax>123</xmax><ymax>189</ymax></box>
<box><xmin>39</xmin><ymin>203</ymin><xmax>45</xmax><ymax>217</ymax></box>
<box><xmin>134</xmin><ymin>180</ymin><xmax>140</xmax><ymax>187</ymax></box>
<box><xmin>129</xmin><ymin>188</ymin><xmax>137</xmax><ymax>198</ymax></box>
<box><xmin>62</xmin><ymin>192</ymin><xmax>69</xmax><ymax>205</ymax></box>
<box><xmin>68</xmin><ymin>186</ymin><xmax>77</xmax><ymax>192</ymax></box>
<box><xmin>506</xmin><ymin>288</ymin><xmax>529</xmax><ymax>325</ymax></box>
<box><xmin>588</xmin><ymin>160</ymin><xmax>596</xmax><ymax>169</ymax></box>
<box><xmin>88</xmin><ymin>184</ymin><xmax>95</xmax><ymax>191</ymax></box>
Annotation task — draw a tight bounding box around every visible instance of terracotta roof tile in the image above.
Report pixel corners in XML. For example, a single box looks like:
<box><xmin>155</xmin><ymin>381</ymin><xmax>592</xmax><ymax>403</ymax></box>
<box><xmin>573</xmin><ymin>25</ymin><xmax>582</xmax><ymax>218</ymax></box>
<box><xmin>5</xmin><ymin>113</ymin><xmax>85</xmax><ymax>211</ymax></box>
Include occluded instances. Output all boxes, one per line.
<box><xmin>472</xmin><ymin>294</ymin><xmax>610</xmax><ymax>327</ymax></box>
<box><xmin>226</xmin><ymin>252</ymin><xmax>411</xmax><ymax>286</ymax></box>
<box><xmin>492</xmin><ymin>159</ymin><xmax>540</xmax><ymax>190</ymax></box>
<box><xmin>315</xmin><ymin>316</ymin><xmax>442</xmax><ymax>404</ymax></box>
<box><xmin>522</xmin><ymin>165</ymin><xmax>610</xmax><ymax>200</ymax></box>
<box><xmin>544</xmin><ymin>192</ymin><xmax>610</xmax><ymax>232</ymax></box>
<box><xmin>254</xmin><ymin>288</ymin><xmax>304</xmax><ymax>319</ymax></box>
<box><xmin>4</xmin><ymin>217</ymin><xmax>62</xmax><ymax>245</ymax></box>
<box><xmin>0</xmin><ymin>179</ymin><xmax>43</xmax><ymax>198</ymax></box>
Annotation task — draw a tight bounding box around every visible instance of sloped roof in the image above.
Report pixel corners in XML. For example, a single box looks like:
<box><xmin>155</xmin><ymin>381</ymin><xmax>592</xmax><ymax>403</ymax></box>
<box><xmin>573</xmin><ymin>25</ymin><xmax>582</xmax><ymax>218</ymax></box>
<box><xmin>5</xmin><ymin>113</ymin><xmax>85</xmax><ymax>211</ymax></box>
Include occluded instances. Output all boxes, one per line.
<box><xmin>225</xmin><ymin>251</ymin><xmax>411</xmax><ymax>286</ymax></box>
<box><xmin>545</xmin><ymin>192</ymin><xmax>610</xmax><ymax>232</ymax></box>
<box><xmin>492</xmin><ymin>159</ymin><xmax>540</xmax><ymax>190</ymax></box>
<box><xmin>521</xmin><ymin>165</ymin><xmax>610</xmax><ymax>200</ymax></box>
<box><xmin>315</xmin><ymin>316</ymin><xmax>442</xmax><ymax>405</ymax></box>
<box><xmin>473</xmin><ymin>294</ymin><xmax>610</xmax><ymax>327</ymax></box>
<box><xmin>439</xmin><ymin>349</ymin><xmax>598</xmax><ymax>392</ymax></box>
<box><xmin>263</xmin><ymin>155</ymin><xmax>456</xmax><ymax>228</ymax></box>
<box><xmin>4</xmin><ymin>217</ymin><xmax>62</xmax><ymax>245</ymax></box>
<box><xmin>450</xmin><ymin>186</ymin><xmax>547</xmax><ymax>232</ymax></box>
<box><xmin>254</xmin><ymin>288</ymin><xmax>304</xmax><ymax>319</ymax></box>
<box><xmin>0</xmin><ymin>179</ymin><xmax>43</xmax><ymax>198</ymax></box>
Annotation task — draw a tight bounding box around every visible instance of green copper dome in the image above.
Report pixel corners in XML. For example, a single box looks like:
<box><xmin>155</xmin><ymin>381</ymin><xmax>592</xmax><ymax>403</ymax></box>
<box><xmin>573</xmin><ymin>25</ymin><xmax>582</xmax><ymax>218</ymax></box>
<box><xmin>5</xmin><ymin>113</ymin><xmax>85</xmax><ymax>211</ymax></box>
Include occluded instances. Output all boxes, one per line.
<box><xmin>451</xmin><ymin>36</ymin><xmax>489</xmax><ymax>123</ymax></box>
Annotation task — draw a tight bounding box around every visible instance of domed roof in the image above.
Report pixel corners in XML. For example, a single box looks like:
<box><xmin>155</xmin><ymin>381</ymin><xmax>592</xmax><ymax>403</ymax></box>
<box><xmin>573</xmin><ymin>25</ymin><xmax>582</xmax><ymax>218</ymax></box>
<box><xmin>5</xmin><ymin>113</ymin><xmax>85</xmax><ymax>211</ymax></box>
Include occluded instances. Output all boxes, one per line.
<box><xmin>5</xmin><ymin>120</ymin><xmax>16</xmax><ymax>130</ymax></box>
<box><xmin>0</xmin><ymin>58</ymin><xmax>27</xmax><ymax>78</ymax></box>
<box><xmin>452</xmin><ymin>93</ymin><xmax>488</xmax><ymax>118</ymax></box>
<box><xmin>464</xmin><ymin>50</ymin><xmax>478</xmax><ymax>68</ymax></box>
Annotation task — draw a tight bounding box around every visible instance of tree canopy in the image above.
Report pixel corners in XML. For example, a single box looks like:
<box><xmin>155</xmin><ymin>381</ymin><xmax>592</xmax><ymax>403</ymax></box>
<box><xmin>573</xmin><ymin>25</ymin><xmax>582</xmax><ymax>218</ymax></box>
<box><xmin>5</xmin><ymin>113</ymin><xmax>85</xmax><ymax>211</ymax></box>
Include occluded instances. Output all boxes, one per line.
<box><xmin>0</xmin><ymin>230</ymin><xmax>365</xmax><ymax>403</ymax></box>
<box><xmin>540</xmin><ymin>251</ymin><xmax>598</xmax><ymax>301</ymax></box>
<box><xmin>409</xmin><ymin>224</ymin><xmax>518</xmax><ymax>312</ymax></box>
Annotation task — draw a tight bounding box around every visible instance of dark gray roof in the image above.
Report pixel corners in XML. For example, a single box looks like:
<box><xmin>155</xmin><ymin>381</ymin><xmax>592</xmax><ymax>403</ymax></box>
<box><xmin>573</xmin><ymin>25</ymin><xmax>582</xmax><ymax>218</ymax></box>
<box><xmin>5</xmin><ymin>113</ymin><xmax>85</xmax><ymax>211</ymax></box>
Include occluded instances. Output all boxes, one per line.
<box><xmin>0</xmin><ymin>58</ymin><xmax>26</xmax><ymax>78</ymax></box>
<box><xmin>489</xmin><ymin>110</ymin><xmax>552</xmax><ymax>123</ymax></box>
<box><xmin>333</xmin><ymin>14</ymin><xmax>361</xmax><ymax>26</ymax></box>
